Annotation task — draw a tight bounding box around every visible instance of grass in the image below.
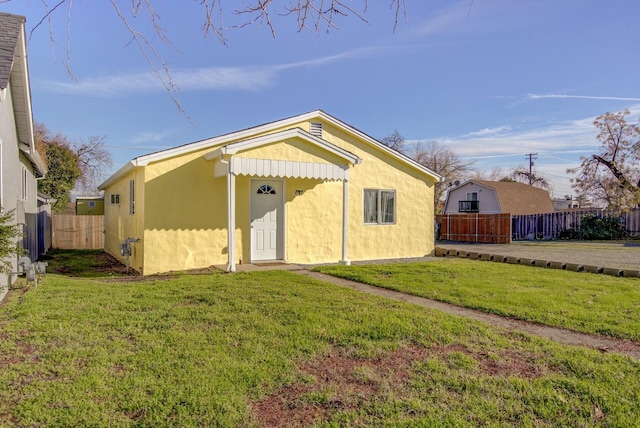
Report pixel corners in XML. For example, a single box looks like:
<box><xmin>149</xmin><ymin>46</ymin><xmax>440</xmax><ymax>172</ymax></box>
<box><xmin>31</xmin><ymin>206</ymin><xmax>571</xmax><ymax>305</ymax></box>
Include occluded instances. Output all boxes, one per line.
<box><xmin>313</xmin><ymin>258</ymin><xmax>640</xmax><ymax>341</ymax></box>
<box><xmin>43</xmin><ymin>249</ymin><xmax>130</xmax><ymax>277</ymax></box>
<box><xmin>1</xmin><ymin>251</ymin><xmax>639</xmax><ymax>426</ymax></box>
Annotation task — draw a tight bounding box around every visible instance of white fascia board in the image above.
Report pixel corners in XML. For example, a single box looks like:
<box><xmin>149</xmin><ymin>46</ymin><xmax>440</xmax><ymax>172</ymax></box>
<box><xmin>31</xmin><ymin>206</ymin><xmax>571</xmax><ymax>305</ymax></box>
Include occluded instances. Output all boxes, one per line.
<box><xmin>111</xmin><ymin>109</ymin><xmax>440</xmax><ymax>184</ymax></box>
<box><xmin>203</xmin><ymin>128</ymin><xmax>361</xmax><ymax>165</ymax></box>
<box><xmin>458</xmin><ymin>180</ymin><xmax>495</xmax><ymax>192</ymax></box>
<box><xmin>97</xmin><ymin>161</ymin><xmax>136</xmax><ymax>190</ymax></box>
<box><xmin>134</xmin><ymin>112</ymin><xmax>327</xmax><ymax>166</ymax></box>
<box><xmin>15</xmin><ymin>24</ymin><xmax>35</xmax><ymax>154</ymax></box>
<box><xmin>313</xmin><ymin>111</ymin><xmax>443</xmax><ymax>182</ymax></box>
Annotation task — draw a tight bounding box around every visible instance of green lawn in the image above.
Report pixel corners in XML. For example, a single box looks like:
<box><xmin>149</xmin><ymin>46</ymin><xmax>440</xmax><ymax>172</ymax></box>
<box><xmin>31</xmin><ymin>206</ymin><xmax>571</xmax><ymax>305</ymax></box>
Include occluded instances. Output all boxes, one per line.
<box><xmin>314</xmin><ymin>258</ymin><xmax>640</xmax><ymax>341</ymax></box>
<box><xmin>1</xmin><ymin>264</ymin><xmax>639</xmax><ymax>426</ymax></box>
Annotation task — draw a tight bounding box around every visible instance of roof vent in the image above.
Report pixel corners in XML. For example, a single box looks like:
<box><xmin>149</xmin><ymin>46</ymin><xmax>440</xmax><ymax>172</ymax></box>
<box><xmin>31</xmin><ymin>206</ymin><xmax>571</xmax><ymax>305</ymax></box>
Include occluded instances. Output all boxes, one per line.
<box><xmin>310</xmin><ymin>122</ymin><xmax>323</xmax><ymax>138</ymax></box>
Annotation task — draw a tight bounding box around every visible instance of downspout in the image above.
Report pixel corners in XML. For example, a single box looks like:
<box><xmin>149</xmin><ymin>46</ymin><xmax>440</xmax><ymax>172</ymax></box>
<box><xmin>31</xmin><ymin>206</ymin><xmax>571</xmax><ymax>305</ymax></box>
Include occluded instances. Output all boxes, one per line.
<box><xmin>341</xmin><ymin>172</ymin><xmax>350</xmax><ymax>265</ymax></box>
<box><xmin>35</xmin><ymin>176</ymin><xmax>45</xmax><ymax>260</ymax></box>
<box><xmin>222</xmin><ymin>158</ymin><xmax>236</xmax><ymax>272</ymax></box>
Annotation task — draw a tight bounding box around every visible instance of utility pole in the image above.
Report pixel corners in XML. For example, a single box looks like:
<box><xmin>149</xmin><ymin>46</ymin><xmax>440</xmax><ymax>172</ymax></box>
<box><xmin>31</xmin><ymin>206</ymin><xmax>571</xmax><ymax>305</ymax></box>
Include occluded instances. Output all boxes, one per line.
<box><xmin>525</xmin><ymin>153</ymin><xmax>538</xmax><ymax>185</ymax></box>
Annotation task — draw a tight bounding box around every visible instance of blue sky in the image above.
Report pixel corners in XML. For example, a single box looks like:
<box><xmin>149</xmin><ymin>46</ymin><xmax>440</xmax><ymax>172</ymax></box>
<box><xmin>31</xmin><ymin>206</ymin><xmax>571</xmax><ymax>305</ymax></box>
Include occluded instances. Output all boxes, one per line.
<box><xmin>4</xmin><ymin>0</ymin><xmax>640</xmax><ymax>197</ymax></box>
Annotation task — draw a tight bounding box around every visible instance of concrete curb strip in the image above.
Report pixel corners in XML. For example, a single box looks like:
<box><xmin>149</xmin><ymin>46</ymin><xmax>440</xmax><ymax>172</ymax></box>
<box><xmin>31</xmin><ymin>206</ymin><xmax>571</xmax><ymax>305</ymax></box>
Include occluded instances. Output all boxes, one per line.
<box><xmin>533</xmin><ymin>259</ymin><xmax>548</xmax><ymax>268</ymax></box>
<box><xmin>435</xmin><ymin>246</ymin><xmax>638</xmax><ymax>279</ymax></box>
<box><xmin>622</xmin><ymin>270</ymin><xmax>640</xmax><ymax>278</ymax></box>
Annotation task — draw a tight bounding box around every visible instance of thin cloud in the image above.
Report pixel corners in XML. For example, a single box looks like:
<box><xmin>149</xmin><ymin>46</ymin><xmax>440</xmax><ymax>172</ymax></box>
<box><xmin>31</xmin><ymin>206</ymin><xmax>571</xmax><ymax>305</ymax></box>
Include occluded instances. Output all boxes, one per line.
<box><xmin>39</xmin><ymin>45</ymin><xmax>396</xmax><ymax>98</ymax></box>
<box><xmin>131</xmin><ymin>130</ymin><xmax>174</xmax><ymax>144</ymax></box>
<box><xmin>42</xmin><ymin>66</ymin><xmax>277</xmax><ymax>97</ymax></box>
<box><xmin>527</xmin><ymin>94</ymin><xmax>640</xmax><ymax>102</ymax></box>
<box><xmin>420</xmin><ymin>115</ymin><xmax>601</xmax><ymax>159</ymax></box>
<box><xmin>461</xmin><ymin>126</ymin><xmax>512</xmax><ymax>138</ymax></box>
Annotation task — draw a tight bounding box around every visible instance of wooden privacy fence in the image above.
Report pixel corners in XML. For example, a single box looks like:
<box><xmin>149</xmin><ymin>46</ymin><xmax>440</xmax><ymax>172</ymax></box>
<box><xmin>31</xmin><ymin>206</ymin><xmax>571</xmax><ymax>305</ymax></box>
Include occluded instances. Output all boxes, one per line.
<box><xmin>436</xmin><ymin>214</ymin><xmax>511</xmax><ymax>244</ymax></box>
<box><xmin>52</xmin><ymin>215</ymin><xmax>104</xmax><ymax>250</ymax></box>
<box><xmin>512</xmin><ymin>209</ymin><xmax>640</xmax><ymax>240</ymax></box>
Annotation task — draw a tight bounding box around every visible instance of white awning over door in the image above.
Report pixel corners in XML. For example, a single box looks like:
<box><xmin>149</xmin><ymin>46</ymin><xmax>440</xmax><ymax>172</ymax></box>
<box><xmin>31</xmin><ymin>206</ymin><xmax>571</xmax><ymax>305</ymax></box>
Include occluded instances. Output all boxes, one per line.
<box><xmin>213</xmin><ymin>157</ymin><xmax>349</xmax><ymax>181</ymax></box>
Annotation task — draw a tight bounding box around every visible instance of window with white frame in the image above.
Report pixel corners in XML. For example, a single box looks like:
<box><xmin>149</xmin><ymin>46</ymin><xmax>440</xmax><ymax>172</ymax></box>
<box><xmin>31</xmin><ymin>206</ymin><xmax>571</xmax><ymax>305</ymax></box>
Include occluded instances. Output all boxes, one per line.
<box><xmin>466</xmin><ymin>192</ymin><xmax>478</xmax><ymax>201</ymax></box>
<box><xmin>110</xmin><ymin>194</ymin><xmax>120</xmax><ymax>204</ymax></box>
<box><xmin>129</xmin><ymin>180</ymin><xmax>135</xmax><ymax>215</ymax></box>
<box><xmin>364</xmin><ymin>189</ymin><xmax>396</xmax><ymax>224</ymax></box>
<box><xmin>21</xmin><ymin>165</ymin><xmax>28</xmax><ymax>201</ymax></box>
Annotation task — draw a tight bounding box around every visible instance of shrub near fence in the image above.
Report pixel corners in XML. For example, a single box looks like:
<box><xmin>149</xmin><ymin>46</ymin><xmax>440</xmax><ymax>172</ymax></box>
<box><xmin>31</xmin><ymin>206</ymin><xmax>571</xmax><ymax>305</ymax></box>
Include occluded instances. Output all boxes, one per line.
<box><xmin>437</xmin><ymin>209</ymin><xmax>640</xmax><ymax>244</ymax></box>
<box><xmin>52</xmin><ymin>215</ymin><xmax>104</xmax><ymax>250</ymax></box>
<box><xmin>512</xmin><ymin>209</ymin><xmax>640</xmax><ymax>241</ymax></box>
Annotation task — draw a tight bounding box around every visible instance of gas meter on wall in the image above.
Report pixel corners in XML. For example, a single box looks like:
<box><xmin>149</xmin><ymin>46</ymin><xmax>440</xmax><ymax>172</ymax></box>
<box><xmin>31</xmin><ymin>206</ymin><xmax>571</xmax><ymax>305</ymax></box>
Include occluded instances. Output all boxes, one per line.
<box><xmin>120</xmin><ymin>243</ymin><xmax>131</xmax><ymax>257</ymax></box>
<box><xmin>120</xmin><ymin>237</ymin><xmax>140</xmax><ymax>257</ymax></box>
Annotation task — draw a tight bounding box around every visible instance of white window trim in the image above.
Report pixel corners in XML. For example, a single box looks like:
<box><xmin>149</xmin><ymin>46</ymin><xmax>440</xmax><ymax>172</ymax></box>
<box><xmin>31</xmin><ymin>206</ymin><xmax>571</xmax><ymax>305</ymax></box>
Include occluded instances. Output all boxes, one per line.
<box><xmin>466</xmin><ymin>191</ymin><xmax>478</xmax><ymax>201</ymax></box>
<box><xmin>21</xmin><ymin>164</ymin><xmax>28</xmax><ymax>202</ymax></box>
<box><xmin>129</xmin><ymin>180</ymin><xmax>135</xmax><ymax>215</ymax></box>
<box><xmin>364</xmin><ymin>189</ymin><xmax>396</xmax><ymax>225</ymax></box>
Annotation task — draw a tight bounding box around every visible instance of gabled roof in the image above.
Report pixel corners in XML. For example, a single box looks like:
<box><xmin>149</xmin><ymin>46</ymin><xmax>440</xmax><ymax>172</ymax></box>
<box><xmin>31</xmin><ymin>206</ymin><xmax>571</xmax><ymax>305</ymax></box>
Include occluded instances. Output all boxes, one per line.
<box><xmin>0</xmin><ymin>13</ymin><xmax>23</xmax><ymax>90</ymax></box>
<box><xmin>203</xmin><ymin>128</ymin><xmax>361</xmax><ymax>165</ymax></box>
<box><xmin>99</xmin><ymin>110</ymin><xmax>441</xmax><ymax>189</ymax></box>
<box><xmin>0</xmin><ymin>13</ymin><xmax>46</xmax><ymax>177</ymax></box>
<box><xmin>455</xmin><ymin>180</ymin><xmax>555</xmax><ymax>215</ymax></box>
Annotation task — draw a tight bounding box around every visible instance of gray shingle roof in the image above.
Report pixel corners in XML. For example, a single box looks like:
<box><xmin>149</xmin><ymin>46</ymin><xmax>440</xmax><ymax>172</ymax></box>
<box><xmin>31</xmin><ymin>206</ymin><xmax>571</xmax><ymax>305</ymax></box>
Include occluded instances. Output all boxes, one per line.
<box><xmin>0</xmin><ymin>13</ymin><xmax>25</xmax><ymax>89</ymax></box>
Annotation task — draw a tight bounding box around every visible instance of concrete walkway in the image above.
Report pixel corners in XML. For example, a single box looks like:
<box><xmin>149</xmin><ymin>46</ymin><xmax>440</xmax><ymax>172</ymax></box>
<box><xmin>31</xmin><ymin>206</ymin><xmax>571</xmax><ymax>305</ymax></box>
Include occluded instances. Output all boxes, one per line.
<box><xmin>289</xmin><ymin>267</ymin><xmax>640</xmax><ymax>361</ymax></box>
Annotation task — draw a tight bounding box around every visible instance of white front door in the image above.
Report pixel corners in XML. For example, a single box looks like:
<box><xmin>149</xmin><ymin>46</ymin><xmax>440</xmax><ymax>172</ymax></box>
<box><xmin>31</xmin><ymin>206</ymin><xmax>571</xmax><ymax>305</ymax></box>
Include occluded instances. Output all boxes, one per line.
<box><xmin>251</xmin><ymin>180</ymin><xmax>284</xmax><ymax>261</ymax></box>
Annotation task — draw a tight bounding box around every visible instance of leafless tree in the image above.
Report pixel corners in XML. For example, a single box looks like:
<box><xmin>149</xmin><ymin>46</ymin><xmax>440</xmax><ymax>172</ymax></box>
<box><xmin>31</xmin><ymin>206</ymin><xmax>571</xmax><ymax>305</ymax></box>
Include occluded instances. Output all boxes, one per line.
<box><xmin>411</xmin><ymin>141</ymin><xmax>476</xmax><ymax>214</ymax></box>
<box><xmin>509</xmin><ymin>165</ymin><xmax>551</xmax><ymax>190</ymax></box>
<box><xmin>467</xmin><ymin>166</ymin><xmax>507</xmax><ymax>182</ymax></box>
<box><xmin>568</xmin><ymin>109</ymin><xmax>640</xmax><ymax>212</ymax></box>
<box><xmin>380</xmin><ymin>129</ymin><xmax>406</xmax><ymax>153</ymax></box>
<box><xmin>75</xmin><ymin>135</ymin><xmax>114</xmax><ymax>194</ymax></box>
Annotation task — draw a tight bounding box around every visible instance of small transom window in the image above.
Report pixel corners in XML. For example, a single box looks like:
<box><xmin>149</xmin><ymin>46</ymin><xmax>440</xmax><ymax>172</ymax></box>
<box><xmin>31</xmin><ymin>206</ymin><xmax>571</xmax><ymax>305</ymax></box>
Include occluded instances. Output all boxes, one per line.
<box><xmin>257</xmin><ymin>184</ymin><xmax>276</xmax><ymax>195</ymax></box>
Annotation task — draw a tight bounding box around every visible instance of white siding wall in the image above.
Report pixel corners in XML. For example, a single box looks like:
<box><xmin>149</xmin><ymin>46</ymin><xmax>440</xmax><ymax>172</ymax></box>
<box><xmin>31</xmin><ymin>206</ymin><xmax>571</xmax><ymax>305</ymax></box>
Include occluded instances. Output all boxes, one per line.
<box><xmin>0</xmin><ymin>83</ymin><xmax>20</xmax><ymax>286</ymax></box>
<box><xmin>0</xmin><ymin>82</ymin><xmax>39</xmax><ymax>286</ymax></box>
<box><xmin>444</xmin><ymin>182</ymin><xmax>500</xmax><ymax>214</ymax></box>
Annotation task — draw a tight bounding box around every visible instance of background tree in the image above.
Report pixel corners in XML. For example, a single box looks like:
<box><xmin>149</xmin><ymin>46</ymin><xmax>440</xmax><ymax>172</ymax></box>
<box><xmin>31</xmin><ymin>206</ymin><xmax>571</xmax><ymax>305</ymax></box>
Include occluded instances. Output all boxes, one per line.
<box><xmin>75</xmin><ymin>136</ymin><xmax>113</xmax><ymax>194</ymax></box>
<box><xmin>381</xmin><ymin>130</ymin><xmax>475</xmax><ymax>214</ymax></box>
<box><xmin>568</xmin><ymin>109</ymin><xmax>640</xmax><ymax>212</ymax></box>
<box><xmin>468</xmin><ymin>166</ymin><xmax>508</xmax><ymax>182</ymax></box>
<box><xmin>412</xmin><ymin>141</ymin><xmax>475</xmax><ymax>213</ymax></box>
<box><xmin>380</xmin><ymin>129</ymin><xmax>406</xmax><ymax>153</ymax></box>
<box><xmin>37</xmin><ymin>139</ymin><xmax>81</xmax><ymax>212</ymax></box>
<box><xmin>509</xmin><ymin>165</ymin><xmax>551</xmax><ymax>190</ymax></box>
<box><xmin>35</xmin><ymin>123</ymin><xmax>113</xmax><ymax>211</ymax></box>
<box><xmin>380</xmin><ymin>129</ymin><xmax>405</xmax><ymax>153</ymax></box>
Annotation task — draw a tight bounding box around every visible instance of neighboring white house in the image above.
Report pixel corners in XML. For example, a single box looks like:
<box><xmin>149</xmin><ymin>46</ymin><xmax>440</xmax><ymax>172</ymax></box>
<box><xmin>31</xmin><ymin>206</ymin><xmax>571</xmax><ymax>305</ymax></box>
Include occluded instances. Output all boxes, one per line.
<box><xmin>553</xmin><ymin>196</ymin><xmax>580</xmax><ymax>211</ymax></box>
<box><xmin>0</xmin><ymin>13</ymin><xmax>47</xmax><ymax>288</ymax></box>
<box><xmin>443</xmin><ymin>180</ymin><xmax>554</xmax><ymax>215</ymax></box>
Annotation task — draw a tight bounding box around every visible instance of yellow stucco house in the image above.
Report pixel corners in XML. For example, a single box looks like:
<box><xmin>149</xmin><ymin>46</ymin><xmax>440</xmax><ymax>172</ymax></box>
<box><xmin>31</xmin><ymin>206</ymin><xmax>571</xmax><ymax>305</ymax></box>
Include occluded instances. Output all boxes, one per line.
<box><xmin>98</xmin><ymin>111</ymin><xmax>441</xmax><ymax>275</ymax></box>
<box><xmin>75</xmin><ymin>196</ymin><xmax>105</xmax><ymax>215</ymax></box>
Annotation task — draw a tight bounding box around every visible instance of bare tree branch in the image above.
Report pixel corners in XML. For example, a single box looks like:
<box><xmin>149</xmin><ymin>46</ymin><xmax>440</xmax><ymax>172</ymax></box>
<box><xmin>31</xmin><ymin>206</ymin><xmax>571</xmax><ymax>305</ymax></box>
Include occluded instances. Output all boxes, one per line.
<box><xmin>568</xmin><ymin>109</ymin><xmax>640</xmax><ymax>211</ymax></box>
<box><xmin>109</xmin><ymin>0</ymin><xmax>188</xmax><ymax>118</ymax></box>
<box><xmin>15</xmin><ymin>0</ymin><xmax>406</xmax><ymax>115</ymax></box>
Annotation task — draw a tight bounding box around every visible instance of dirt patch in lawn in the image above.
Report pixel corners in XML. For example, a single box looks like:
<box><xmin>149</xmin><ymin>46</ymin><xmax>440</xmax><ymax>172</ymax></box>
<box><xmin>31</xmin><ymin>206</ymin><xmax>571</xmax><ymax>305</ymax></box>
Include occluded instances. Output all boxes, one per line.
<box><xmin>252</xmin><ymin>343</ymin><xmax>554</xmax><ymax>427</ymax></box>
